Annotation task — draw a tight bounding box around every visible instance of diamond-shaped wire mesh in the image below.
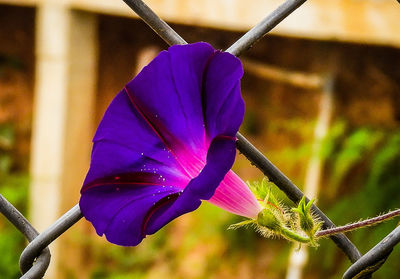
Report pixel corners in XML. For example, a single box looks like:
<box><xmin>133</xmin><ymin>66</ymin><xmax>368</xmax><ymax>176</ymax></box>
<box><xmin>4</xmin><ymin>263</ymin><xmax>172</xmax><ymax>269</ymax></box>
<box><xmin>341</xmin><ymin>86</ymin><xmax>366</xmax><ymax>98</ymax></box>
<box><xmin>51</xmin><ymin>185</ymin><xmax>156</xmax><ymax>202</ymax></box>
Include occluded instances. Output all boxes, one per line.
<box><xmin>0</xmin><ymin>0</ymin><xmax>399</xmax><ymax>278</ymax></box>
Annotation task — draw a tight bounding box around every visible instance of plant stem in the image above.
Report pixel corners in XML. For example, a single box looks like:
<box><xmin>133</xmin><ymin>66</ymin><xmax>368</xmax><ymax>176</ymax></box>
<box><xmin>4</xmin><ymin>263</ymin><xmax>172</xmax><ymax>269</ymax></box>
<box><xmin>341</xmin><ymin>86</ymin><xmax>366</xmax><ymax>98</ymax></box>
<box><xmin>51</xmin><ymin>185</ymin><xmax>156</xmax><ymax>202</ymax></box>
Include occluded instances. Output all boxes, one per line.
<box><xmin>316</xmin><ymin>209</ymin><xmax>400</xmax><ymax>238</ymax></box>
<box><xmin>280</xmin><ymin>226</ymin><xmax>310</xmax><ymax>243</ymax></box>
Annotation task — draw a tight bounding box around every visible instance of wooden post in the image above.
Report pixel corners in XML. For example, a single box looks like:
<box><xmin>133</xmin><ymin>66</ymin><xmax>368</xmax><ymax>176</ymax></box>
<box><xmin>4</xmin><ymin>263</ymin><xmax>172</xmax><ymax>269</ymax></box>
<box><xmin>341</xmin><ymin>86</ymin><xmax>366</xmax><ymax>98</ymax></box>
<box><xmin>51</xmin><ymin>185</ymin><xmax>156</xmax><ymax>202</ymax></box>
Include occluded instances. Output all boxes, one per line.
<box><xmin>30</xmin><ymin>3</ymin><xmax>70</xmax><ymax>277</ymax></box>
<box><xmin>59</xmin><ymin>10</ymin><xmax>97</xmax><ymax>279</ymax></box>
<box><xmin>30</xmin><ymin>2</ymin><xmax>97</xmax><ymax>278</ymax></box>
<box><xmin>285</xmin><ymin>77</ymin><xmax>335</xmax><ymax>279</ymax></box>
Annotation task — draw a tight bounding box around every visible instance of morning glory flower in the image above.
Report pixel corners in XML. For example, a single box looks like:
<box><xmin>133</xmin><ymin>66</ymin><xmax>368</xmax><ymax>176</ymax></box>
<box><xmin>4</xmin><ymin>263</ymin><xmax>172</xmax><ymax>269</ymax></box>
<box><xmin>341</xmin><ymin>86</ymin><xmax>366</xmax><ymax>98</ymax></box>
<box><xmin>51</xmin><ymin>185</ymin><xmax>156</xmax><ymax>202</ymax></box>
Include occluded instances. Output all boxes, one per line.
<box><xmin>79</xmin><ymin>42</ymin><xmax>262</xmax><ymax>246</ymax></box>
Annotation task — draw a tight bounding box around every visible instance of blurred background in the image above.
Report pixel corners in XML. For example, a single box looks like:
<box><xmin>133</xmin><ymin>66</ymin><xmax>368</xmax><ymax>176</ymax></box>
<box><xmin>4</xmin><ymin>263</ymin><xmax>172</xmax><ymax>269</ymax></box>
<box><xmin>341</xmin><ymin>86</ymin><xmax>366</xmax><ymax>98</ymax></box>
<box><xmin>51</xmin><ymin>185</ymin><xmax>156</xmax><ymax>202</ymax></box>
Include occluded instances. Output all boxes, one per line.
<box><xmin>1</xmin><ymin>0</ymin><xmax>400</xmax><ymax>278</ymax></box>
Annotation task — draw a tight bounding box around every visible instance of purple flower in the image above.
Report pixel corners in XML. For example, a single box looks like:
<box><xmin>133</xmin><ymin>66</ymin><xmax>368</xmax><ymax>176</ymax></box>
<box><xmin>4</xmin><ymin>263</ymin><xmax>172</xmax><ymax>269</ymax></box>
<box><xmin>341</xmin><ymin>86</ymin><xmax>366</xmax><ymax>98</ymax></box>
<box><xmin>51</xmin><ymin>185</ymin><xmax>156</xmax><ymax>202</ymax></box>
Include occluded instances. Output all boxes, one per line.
<box><xmin>79</xmin><ymin>42</ymin><xmax>262</xmax><ymax>246</ymax></box>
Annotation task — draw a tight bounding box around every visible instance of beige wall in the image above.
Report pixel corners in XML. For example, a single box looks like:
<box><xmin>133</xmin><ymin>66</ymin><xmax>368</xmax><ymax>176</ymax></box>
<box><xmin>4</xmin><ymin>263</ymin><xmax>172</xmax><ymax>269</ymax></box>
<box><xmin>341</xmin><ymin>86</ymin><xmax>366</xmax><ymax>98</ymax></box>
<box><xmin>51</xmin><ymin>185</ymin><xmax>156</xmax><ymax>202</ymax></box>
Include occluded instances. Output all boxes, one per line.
<box><xmin>2</xmin><ymin>0</ymin><xmax>400</xmax><ymax>47</ymax></box>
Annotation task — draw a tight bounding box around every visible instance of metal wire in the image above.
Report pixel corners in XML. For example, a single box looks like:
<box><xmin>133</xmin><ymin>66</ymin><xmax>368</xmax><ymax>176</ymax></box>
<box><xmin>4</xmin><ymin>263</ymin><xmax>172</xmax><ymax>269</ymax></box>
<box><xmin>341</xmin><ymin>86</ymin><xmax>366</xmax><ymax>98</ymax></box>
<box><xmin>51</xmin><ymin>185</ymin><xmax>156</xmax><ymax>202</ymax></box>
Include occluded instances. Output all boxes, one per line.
<box><xmin>19</xmin><ymin>204</ymin><xmax>82</xmax><ymax>276</ymax></box>
<box><xmin>122</xmin><ymin>0</ymin><xmax>187</xmax><ymax>45</ymax></box>
<box><xmin>343</xmin><ymin>225</ymin><xmax>400</xmax><ymax>278</ymax></box>
<box><xmin>235</xmin><ymin>134</ymin><xmax>363</xmax><ymax>262</ymax></box>
<box><xmin>0</xmin><ymin>194</ymin><xmax>50</xmax><ymax>279</ymax></box>
<box><xmin>226</xmin><ymin>0</ymin><xmax>307</xmax><ymax>56</ymax></box>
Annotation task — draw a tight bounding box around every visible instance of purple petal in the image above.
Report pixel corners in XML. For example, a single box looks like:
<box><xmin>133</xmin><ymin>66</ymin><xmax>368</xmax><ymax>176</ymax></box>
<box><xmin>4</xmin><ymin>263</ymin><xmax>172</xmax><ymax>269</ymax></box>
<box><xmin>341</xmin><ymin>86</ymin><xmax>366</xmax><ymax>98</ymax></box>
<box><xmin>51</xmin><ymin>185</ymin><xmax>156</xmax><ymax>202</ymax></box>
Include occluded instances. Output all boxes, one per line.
<box><xmin>80</xmin><ymin>42</ymin><xmax>249</xmax><ymax>246</ymax></box>
<box><xmin>203</xmin><ymin>51</ymin><xmax>244</xmax><ymax>140</ymax></box>
<box><xmin>125</xmin><ymin>42</ymin><xmax>215</xmax><ymax>155</ymax></box>
<box><xmin>80</xmin><ymin>180</ymin><xmax>181</xmax><ymax>246</ymax></box>
<box><xmin>83</xmin><ymin>91</ymin><xmax>188</xmax><ymax>189</ymax></box>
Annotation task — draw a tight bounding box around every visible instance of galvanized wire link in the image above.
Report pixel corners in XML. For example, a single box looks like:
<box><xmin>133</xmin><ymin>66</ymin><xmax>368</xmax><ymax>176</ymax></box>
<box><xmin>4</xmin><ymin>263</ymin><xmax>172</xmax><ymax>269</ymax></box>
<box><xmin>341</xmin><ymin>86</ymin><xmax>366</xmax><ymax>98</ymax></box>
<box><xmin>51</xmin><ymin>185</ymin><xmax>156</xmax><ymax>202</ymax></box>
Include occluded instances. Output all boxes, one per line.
<box><xmin>122</xmin><ymin>0</ymin><xmax>362</xmax><ymax>264</ymax></box>
<box><xmin>226</xmin><ymin>0</ymin><xmax>307</xmax><ymax>56</ymax></box>
<box><xmin>0</xmin><ymin>194</ymin><xmax>50</xmax><ymax>279</ymax></box>
<box><xmin>122</xmin><ymin>0</ymin><xmax>187</xmax><ymax>45</ymax></box>
<box><xmin>343</xmin><ymin>225</ymin><xmax>400</xmax><ymax>279</ymax></box>
<box><xmin>19</xmin><ymin>204</ymin><xmax>82</xmax><ymax>276</ymax></box>
<box><xmin>235</xmin><ymin>134</ymin><xmax>363</xmax><ymax>263</ymax></box>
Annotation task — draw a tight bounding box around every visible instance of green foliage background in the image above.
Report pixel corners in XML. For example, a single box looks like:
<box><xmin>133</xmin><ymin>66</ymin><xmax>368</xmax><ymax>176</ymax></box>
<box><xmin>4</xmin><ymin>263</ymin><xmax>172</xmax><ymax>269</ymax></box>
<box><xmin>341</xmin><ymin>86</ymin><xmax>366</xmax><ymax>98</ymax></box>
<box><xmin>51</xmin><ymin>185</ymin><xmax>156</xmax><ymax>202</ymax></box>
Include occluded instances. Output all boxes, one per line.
<box><xmin>1</xmin><ymin>116</ymin><xmax>399</xmax><ymax>278</ymax></box>
<box><xmin>0</xmin><ymin>124</ymin><xmax>29</xmax><ymax>279</ymax></box>
<box><xmin>308</xmin><ymin>123</ymin><xmax>400</xmax><ymax>278</ymax></box>
<box><xmin>84</xmin><ymin>120</ymin><xmax>400</xmax><ymax>279</ymax></box>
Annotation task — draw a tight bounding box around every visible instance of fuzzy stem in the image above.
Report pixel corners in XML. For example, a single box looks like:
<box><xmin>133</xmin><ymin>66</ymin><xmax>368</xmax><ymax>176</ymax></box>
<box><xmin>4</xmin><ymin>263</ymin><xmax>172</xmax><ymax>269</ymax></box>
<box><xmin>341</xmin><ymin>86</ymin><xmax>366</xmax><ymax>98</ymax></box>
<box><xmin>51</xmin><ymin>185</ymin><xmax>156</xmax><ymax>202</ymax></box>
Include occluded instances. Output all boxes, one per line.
<box><xmin>316</xmin><ymin>209</ymin><xmax>400</xmax><ymax>238</ymax></box>
<box><xmin>280</xmin><ymin>226</ymin><xmax>311</xmax><ymax>243</ymax></box>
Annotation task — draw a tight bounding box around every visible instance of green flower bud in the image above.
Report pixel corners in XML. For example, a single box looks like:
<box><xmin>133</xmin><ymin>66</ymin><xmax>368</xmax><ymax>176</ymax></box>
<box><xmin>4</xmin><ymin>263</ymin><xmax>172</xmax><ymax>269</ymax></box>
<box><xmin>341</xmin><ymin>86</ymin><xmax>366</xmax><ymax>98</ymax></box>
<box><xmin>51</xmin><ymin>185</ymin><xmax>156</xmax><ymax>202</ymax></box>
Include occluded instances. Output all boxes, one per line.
<box><xmin>299</xmin><ymin>210</ymin><xmax>314</xmax><ymax>233</ymax></box>
<box><xmin>257</xmin><ymin>208</ymin><xmax>282</xmax><ymax>231</ymax></box>
<box><xmin>292</xmin><ymin>197</ymin><xmax>321</xmax><ymax>238</ymax></box>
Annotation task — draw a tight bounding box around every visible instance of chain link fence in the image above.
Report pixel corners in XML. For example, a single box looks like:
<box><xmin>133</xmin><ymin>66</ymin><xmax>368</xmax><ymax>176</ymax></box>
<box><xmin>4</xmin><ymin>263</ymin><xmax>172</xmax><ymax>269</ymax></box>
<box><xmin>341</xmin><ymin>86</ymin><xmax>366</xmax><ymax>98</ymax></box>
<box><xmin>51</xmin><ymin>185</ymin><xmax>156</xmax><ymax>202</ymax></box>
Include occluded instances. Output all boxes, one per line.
<box><xmin>1</xmin><ymin>0</ymin><xmax>399</xmax><ymax>278</ymax></box>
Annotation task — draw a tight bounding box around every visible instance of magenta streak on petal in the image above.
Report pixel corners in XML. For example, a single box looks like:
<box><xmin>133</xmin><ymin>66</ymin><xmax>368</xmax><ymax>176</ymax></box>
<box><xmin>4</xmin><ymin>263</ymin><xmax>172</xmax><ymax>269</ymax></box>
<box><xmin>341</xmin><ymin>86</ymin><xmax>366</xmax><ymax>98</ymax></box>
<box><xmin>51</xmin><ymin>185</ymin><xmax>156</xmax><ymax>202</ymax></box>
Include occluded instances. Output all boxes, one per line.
<box><xmin>124</xmin><ymin>86</ymin><xmax>197</xmax><ymax>184</ymax></box>
<box><xmin>82</xmin><ymin>182</ymin><xmax>164</xmax><ymax>192</ymax></box>
<box><xmin>141</xmin><ymin>191</ymin><xmax>181</xmax><ymax>237</ymax></box>
<box><xmin>81</xmin><ymin>172</ymin><xmax>166</xmax><ymax>193</ymax></box>
<box><xmin>208</xmin><ymin>170</ymin><xmax>262</xmax><ymax>219</ymax></box>
<box><xmin>215</xmin><ymin>135</ymin><xmax>237</xmax><ymax>141</ymax></box>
